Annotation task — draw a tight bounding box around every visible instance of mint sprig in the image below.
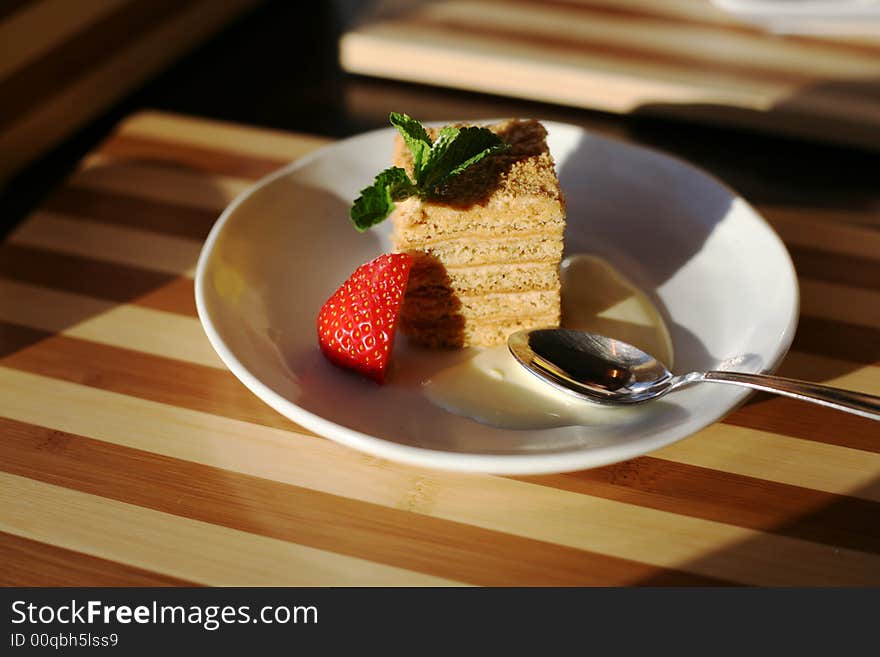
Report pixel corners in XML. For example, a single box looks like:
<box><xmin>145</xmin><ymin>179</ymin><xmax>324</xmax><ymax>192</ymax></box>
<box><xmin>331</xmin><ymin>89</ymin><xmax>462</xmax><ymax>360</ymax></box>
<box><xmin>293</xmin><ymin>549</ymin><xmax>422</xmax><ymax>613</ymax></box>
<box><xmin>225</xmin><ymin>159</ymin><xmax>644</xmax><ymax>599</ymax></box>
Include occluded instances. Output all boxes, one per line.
<box><xmin>350</xmin><ymin>112</ymin><xmax>509</xmax><ymax>232</ymax></box>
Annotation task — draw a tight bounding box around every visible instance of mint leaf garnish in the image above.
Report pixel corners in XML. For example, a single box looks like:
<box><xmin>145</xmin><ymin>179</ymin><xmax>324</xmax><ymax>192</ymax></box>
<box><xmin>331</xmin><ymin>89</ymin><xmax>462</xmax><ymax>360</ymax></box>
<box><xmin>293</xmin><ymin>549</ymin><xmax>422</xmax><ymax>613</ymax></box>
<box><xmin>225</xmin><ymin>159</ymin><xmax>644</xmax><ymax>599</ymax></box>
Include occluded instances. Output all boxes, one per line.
<box><xmin>420</xmin><ymin>125</ymin><xmax>509</xmax><ymax>192</ymax></box>
<box><xmin>389</xmin><ymin>112</ymin><xmax>432</xmax><ymax>184</ymax></box>
<box><xmin>350</xmin><ymin>167</ymin><xmax>417</xmax><ymax>232</ymax></box>
<box><xmin>349</xmin><ymin>113</ymin><xmax>510</xmax><ymax>231</ymax></box>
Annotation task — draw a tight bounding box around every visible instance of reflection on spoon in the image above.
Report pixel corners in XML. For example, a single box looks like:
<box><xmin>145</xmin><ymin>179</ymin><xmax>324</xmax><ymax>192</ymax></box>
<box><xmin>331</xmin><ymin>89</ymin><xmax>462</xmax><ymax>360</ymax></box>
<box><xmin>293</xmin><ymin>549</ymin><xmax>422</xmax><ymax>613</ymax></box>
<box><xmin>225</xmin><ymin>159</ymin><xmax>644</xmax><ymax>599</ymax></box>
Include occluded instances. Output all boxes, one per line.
<box><xmin>423</xmin><ymin>254</ymin><xmax>672</xmax><ymax>429</ymax></box>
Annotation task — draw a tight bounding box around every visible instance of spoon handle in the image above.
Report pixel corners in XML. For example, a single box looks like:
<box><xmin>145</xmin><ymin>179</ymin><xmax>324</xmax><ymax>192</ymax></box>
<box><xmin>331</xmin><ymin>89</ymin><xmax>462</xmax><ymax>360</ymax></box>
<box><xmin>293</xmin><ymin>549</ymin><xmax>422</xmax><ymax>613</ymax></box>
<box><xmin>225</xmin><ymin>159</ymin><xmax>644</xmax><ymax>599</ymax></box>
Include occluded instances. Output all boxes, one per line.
<box><xmin>703</xmin><ymin>371</ymin><xmax>880</xmax><ymax>421</ymax></box>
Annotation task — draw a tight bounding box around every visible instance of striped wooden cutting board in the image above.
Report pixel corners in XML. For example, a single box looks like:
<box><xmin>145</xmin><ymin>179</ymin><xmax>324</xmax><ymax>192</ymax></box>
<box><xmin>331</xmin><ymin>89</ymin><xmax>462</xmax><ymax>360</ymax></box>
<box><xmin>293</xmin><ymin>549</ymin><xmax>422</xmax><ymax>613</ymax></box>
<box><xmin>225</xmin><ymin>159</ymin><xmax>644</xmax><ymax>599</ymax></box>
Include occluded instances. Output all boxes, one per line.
<box><xmin>0</xmin><ymin>0</ymin><xmax>259</xmax><ymax>185</ymax></box>
<box><xmin>1</xmin><ymin>111</ymin><xmax>878</xmax><ymax>586</ymax></box>
<box><xmin>340</xmin><ymin>0</ymin><xmax>880</xmax><ymax>150</ymax></box>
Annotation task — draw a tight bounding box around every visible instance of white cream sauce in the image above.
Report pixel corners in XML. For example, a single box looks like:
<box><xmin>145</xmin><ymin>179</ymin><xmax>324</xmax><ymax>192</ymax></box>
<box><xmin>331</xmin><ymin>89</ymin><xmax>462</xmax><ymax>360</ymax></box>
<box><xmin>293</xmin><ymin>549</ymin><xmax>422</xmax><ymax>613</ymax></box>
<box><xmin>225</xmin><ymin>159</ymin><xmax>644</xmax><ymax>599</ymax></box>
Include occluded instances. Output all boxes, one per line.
<box><xmin>423</xmin><ymin>254</ymin><xmax>673</xmax><ymax>429</ymax></box>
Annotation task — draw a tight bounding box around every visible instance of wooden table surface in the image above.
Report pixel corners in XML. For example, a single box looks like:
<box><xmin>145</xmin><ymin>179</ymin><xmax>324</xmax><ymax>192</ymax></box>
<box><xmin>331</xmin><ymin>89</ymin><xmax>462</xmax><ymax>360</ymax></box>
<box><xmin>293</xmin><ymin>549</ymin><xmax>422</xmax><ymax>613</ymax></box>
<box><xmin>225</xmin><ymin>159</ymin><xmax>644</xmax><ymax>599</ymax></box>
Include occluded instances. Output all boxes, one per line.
<box><xmin>1</xmin><ymin>110</ymin><xmax>878</xmax><ymax>586</ymax></box>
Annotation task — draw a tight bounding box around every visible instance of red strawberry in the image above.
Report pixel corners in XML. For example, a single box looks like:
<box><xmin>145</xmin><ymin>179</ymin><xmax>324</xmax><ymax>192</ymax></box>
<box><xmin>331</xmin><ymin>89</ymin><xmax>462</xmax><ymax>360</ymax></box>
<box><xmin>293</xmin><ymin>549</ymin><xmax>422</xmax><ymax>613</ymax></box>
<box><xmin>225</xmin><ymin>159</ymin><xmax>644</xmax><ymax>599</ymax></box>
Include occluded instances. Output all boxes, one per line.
<box><xmin>317</xmin><ymin>253</ymin><xmax>412</xmax><ymax>383</ymax></box>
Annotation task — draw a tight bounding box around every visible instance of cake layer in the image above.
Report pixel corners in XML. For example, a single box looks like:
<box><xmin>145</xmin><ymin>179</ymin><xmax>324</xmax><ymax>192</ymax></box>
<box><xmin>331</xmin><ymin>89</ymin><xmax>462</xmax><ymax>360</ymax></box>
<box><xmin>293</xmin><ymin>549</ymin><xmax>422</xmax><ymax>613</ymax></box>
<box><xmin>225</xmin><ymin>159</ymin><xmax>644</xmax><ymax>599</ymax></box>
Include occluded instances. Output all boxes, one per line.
<box><xmin>391</xmin><ymin>196</ymin><xmax>565</xmax><ymax>244</ymax></box>
<box><xmin>402</xmin><ymin>289</ymin><xmax>561</xmax><ymax>322</ymax></box>
<box><xmin>407</xmin><ymin>261</ymin><xmax>561</xmax><ymax>296</ymax></box>
<box><xmin>397</xmin><ymin>233</ymin><xmax>563</xmax><ymax>267</ymax></box>
<box><xmin>402</xmin><ymin>314</ymin><xmax>560</xmax><ymax>349</ymax></box>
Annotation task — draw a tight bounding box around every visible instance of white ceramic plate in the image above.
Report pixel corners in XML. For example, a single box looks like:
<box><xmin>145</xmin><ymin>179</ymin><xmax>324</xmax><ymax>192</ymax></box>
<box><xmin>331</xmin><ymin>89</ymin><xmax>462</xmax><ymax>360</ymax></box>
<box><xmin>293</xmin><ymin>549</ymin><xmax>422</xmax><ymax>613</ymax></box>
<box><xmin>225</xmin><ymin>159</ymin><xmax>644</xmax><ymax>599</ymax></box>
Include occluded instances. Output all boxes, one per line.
<box><xmin>195</xmin><ymin>121</ymin><xmax>799</xmax><ymax>475</ymax></box>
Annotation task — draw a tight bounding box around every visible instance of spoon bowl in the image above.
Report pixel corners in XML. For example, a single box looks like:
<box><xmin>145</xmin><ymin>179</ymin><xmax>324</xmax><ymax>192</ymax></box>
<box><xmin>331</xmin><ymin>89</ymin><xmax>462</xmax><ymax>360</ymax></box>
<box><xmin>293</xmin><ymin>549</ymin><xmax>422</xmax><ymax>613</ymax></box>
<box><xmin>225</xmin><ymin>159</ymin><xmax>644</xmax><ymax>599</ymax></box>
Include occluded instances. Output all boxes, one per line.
<box><xmin>509</xmin><ymin>328</ymin><xmax>880</xmax><ymax>420</ymax></box>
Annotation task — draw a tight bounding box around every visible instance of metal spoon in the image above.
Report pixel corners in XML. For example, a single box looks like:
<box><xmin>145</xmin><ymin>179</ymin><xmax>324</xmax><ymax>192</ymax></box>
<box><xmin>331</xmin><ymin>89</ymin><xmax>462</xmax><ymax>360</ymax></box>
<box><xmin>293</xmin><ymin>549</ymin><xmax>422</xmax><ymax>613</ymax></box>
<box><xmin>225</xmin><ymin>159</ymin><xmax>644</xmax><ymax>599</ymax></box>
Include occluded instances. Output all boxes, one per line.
<box><xmin>508</xmin><ymin>328</ymin><xmax>880</xmax><ymax>420</ymax></box>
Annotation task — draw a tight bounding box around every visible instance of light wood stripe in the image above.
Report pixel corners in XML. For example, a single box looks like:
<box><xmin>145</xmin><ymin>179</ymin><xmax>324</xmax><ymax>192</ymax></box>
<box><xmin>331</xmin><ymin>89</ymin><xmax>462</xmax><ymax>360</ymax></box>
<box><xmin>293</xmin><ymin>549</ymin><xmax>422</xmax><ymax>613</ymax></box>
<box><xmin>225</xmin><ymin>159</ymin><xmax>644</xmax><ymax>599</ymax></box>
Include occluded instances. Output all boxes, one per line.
<box><xmin>1</xmin><ymin>418</ymin><xmax>726</xmax><ymax>586</ymax></box>
<box><xmin>0</xmin><ymin>472</ymin><xmax>461</xmax><ymax>587</ymax></box>
<box><xmin>116</xmin><ymin>111</ymin><xmax>332</xmax><ymax>163</ymax></box>
<box><xmin>10</xmin><ymin>211</ymin><xmax>201</xmax><ymax>277</ymax></box>
<box><xmin>1</xmin><ymin>368</ymin><xmax>878</xmax><ymax>585</ymax></box>
<box><xmin>0</xmin><ymin>279</ymin><xmax>222</xmax><ymax>368</ymax></box>
<box><xmin>0</xmin><ymin>326</ymin><xmax>303</xmax><ymax>432</ymax></box>
<box><xmin>0</xmin><ymin>0</ymin><xmax>129</xmax><ymax>80</ymax></box>
<box><xmin>97</xmin><ymin>134</ymin><xmax>289</xmax><ymax>181</ymax></box>
<box><xmin>0</xmin><ymin>531</ymin><xmax>195</xmax><ymax>587</ymax></box>
<box><xmin>654</xmin><ymin>425</ymin><xmax>880</xmax><ymax>504</ymax></box>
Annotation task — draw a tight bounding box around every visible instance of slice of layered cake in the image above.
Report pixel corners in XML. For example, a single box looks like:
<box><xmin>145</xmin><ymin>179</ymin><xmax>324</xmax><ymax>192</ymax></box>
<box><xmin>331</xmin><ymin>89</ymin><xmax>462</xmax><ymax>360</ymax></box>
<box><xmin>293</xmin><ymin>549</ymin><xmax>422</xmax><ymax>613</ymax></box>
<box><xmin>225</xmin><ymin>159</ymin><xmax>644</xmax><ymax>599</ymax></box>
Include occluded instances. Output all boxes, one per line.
<box><xmin>390</xmin><ymin>119</ymin><xmax>566</xmax><ymax>348</ymax></box>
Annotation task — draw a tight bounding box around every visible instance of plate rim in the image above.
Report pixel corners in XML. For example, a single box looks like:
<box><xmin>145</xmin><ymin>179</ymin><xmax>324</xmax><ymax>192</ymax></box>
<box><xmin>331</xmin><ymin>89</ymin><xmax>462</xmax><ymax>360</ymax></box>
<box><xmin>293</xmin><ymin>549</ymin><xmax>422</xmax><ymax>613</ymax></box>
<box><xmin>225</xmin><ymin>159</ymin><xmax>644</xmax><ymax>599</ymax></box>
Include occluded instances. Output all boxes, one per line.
<box><xmin>194</xmin><ymin>120</ymin><xmax>800</xmax><ymax>474</ymax></box>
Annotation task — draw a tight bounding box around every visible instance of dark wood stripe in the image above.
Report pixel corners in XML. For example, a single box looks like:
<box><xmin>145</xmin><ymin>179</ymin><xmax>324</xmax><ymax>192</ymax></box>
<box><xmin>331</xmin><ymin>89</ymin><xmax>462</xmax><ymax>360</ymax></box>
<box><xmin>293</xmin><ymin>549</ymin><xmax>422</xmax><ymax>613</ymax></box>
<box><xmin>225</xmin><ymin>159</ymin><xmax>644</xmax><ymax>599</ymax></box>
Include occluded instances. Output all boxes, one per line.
<box><xmin>0</xmin><ymin>321</ymin><xmax>51</xmax><ymax>360</ymax></box>
<box><xmin>0</xmin><ymin>0</ymin><xmax>196</xmax><ymax>130</ymax></box>
<box><xmin>0</xmin><ymin>0</ymin><xmax>35</xmax><ymax>22</ymax></box>
<box><xmin>42</xmin><ymin>185</ymin><xmax>219</xmax><ymax>241</ymax></box>
<box><xmin>0</xmin><ymin>242</ymin><xmax>177</xmax><ymax>306</ymax></box>
<box><xmin>99</xmin><ymin>133</ymin><xmax>289</xmax><ymax>180</ymax></box>
<box><xmin>791</xmin><ymin>316</ymin><xmax>880</xmax><ymax>366</ymax></box>
<box><xmin>135</xmin><ymin>277</ymin><xmax>197</xmax><ymax>316</ymax></box>
<box><xmin>0</xmin><ymin>531</ymin><xmax>196</xmax><ymax>586</ymax></box>
<box><xmin>0</xmin><ymin>325</ymin><xmax>301</xmax><ymax>433</ymax></box>
<box><xmin>403</xmin><ymin>15</ymin><xmax>814</xmax><ymax>88</ymax></box>
<box><xmin>520</xmin><ymin>457</ymin><xmax>880</xmax><ymax>555</ymax></box>
<box><xmin>789</xmin><ymin>246</ymin><xmax>880</xmax><ymax>292</ymax></box>
<box><xmin>726</xmin><ymin>394</ymin><xmax>880</xmax><ymax>454</ymax></box>
<box><xmin>0</xmin><ymin>243</ymin><xmax>196</xmax><ymax>317</ymax></box>
<box><xmin>0</xmin><ymin>417</ymin><xmax>730</xmax><ymax>586</ymax></box>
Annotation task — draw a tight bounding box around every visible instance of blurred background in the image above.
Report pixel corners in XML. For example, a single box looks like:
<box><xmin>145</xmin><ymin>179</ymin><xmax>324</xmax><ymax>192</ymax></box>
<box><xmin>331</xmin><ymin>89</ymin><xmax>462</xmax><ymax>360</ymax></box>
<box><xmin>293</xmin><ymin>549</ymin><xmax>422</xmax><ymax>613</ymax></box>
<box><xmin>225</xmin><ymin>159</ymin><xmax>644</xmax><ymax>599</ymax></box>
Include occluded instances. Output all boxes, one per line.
<box><xmin>2</xmin><ymin>0</ymin><xmax>879</xmax><ymax>238</ymax></box>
